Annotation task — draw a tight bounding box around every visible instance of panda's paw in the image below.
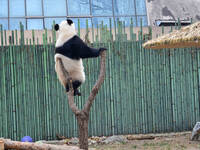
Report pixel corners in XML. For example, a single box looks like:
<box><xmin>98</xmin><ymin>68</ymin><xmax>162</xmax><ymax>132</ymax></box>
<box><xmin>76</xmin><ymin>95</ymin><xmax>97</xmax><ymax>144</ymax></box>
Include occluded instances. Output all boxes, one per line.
<box><xmin>77</xmin><ymin>92</ymin><xmax>81</xmax><ymax>96</ymax></box>
<box><xmin>74</xmin><ymin>89</ymin><xmax>81</xmax><ymax>96</ymax></box>
<box><xmin>99</xmin><ymin>48</ymin><xmax>107</xmax><ymax>52</ymax></box>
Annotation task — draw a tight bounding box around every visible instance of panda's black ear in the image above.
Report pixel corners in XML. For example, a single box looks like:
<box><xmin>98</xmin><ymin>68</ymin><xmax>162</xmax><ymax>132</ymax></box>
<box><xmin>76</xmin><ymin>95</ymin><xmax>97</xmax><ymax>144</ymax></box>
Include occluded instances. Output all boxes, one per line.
<box><xmin>54</xmin><ymin>24</ymin><xmax>59</xmax><ymax>31</ymax></box>
<box><xmin>67</xmin><ymin>19</ymin><xmax>73</xmax><ymax>25</ymax></box>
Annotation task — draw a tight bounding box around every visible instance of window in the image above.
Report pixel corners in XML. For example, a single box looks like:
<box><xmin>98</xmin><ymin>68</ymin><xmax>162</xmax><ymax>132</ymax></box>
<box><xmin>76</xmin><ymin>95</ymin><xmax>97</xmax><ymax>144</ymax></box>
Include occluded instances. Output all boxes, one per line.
<box><xmin>43</xmin><ymin>0</ymin><xmax>66</xmax><ymax>16</ymax></box>
<box><xmin>10</xmin><ymin>19</ymin><xmax>26</xmax><ymax>30</ymax></box>
<box><xmin>9</xmin><ymin>0</ymin><xmax>25</xmax><ymax>17</ymax></box>
<box><xmin>27</xmin><ymin>19</ymin><xmax>43</xmax><ymax>30</ymax></box>
<box><xmin>114</xmin><ymin>0</ymin><xmax>135</xmax><ymax>15</ymax></box>
<box><xmin>68</xmin><ymin>0</ymin><xmax>90</xmax><ymax>16</ymax></box>
<box><xmin>0</xmin><ymin>19</ymin><xmax>8</xmax><ymax>30</ymax></box>
<box><xmin>26</xmin><ymin>0</ymin><xmax>42</xmax><ymax>16</ymax></box>
<box><xmin>92</xmin><ymin>17</ymin><xmax>112</xmax><ymax>27</ymax></box>
<box><xmin>72</xmin><ymin>18</ymin><xmax>92</xmax><ymax>28</ymax></box>
<box><xmin>91</xmin><ymin>0</ymin><xmax>113</xmax><ymax>16</ymax></box>
<box><xmin>0</xmin><ymin>0</ymin><xmax>148</xmax><ymax>30</ymax></box>
<box><xmin>135</xmin><ymin>0</ymin><xmax>147</xmax><ymax>15</ymax></box>
<box><xmin>0</xmin><ymin>0</ymin><xmax>8</xmax><ymax>17</ymax></box>
<box><xmin>45</xmin><ymin>18</ymin><xmax>65</xmax><ymax>29</ymax></box>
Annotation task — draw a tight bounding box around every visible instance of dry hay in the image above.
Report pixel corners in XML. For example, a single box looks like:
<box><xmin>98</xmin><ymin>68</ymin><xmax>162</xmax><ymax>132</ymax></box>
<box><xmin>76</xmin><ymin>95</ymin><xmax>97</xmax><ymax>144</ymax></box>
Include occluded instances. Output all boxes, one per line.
<box><xmin>143</xmin><ymin>21</ymin><xmax>200</xmax><ymax>49</ymax></box>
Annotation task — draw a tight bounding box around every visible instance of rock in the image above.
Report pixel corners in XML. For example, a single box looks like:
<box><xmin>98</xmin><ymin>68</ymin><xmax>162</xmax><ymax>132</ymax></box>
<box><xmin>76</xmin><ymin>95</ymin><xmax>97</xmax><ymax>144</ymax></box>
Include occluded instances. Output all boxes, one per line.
<box><xmin>191</xmin><ymin>122</ymin><xmax>200</xmax><ymax>140</ymax></box>
<box><xmin>89</xmin><ymin>136</ymin><xmax>106</xmax><ymax>144</ymax></box>
<box><xmin>101</xmin><ymin>135</ymin><xmax>128</xmax><ymax>144</ymax></box>
<box><xmin>88</xmin><ymin>139</ymin><xmax>97</xmax><ymax>145</ymax></box>
<box><xmin>35</xmin><ymin>140</ymin><xmax>45</xmax><ymax>144</ymax></box>
<box><xmin>70</xmin><ymin>137</ymin><xmax>79</xmax><ymax>145</ymax></box>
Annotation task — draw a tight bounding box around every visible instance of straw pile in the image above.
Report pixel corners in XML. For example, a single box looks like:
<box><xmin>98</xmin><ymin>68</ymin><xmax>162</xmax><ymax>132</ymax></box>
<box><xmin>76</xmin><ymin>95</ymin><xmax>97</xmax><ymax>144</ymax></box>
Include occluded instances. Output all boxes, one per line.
<box><xmin>143</xmin><ymin>21</ymin><xmax>200</xmax><ymax>49</ymax></box>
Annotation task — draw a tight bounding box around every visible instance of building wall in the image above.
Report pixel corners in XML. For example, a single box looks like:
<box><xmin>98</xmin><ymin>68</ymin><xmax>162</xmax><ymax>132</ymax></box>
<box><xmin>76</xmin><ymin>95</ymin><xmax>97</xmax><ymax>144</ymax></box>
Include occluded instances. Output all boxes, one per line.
<box><xmin>146</xmin><ymin>0</ymin><xmax>200</xmax><ymax>26</ymax></box>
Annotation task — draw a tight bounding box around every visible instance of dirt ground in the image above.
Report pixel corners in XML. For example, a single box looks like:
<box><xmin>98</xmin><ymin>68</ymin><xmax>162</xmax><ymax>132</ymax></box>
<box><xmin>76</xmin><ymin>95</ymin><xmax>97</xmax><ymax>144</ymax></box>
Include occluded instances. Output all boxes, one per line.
<box><xmin>90</xmin><ymin>132</ymin><xmax>200</xmax><ymax>150</ymax></box>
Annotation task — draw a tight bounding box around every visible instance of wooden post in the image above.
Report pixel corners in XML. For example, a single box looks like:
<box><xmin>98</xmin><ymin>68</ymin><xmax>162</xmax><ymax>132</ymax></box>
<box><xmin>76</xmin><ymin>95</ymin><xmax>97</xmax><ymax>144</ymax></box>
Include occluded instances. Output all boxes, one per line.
<box><xmin>0</xmin><ymin>138</ymin><xmax>80</xmax><ymax>150</ymax></box>
<box><xmin>0</xmin><ymin>140</ymin><xmax>4</xmax><ymax>150</ymax></box>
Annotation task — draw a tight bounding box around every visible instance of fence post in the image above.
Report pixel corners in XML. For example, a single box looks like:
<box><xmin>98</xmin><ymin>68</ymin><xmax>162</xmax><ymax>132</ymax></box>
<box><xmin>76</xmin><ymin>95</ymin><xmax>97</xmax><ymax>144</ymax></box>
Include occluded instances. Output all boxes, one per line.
<box><xmin>109</xmin><ymin>18</ymin><xmax>113</xmax><ymax>41</ymax></box>
<box><xmin>0</xmin><ymin>25</ymin><xmax>3</xmax><ymax>46</ymax></box>
<box><xmin>78</xmin><ymin>19</ymin><xmax>80</xmax><ymax>37</ymax></box>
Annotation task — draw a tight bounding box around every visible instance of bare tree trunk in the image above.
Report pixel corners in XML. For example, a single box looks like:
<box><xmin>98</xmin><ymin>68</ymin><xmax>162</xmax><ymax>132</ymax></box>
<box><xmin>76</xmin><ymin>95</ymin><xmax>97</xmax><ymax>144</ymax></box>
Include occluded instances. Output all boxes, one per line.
<box><xmin>77</xmin><ymin>113</ymin><xmax>89</xmax><ymax>150</ymax></box>
<box><xmin>56</xmin><ymin>51</ymin><xmax>106</xmax><ymax>150</ymax></box>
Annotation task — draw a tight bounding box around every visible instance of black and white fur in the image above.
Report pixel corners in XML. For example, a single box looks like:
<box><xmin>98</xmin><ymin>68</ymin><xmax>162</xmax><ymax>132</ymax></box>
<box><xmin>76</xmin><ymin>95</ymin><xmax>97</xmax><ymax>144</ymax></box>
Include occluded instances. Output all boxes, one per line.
<box><xmin>54</xmin><ymin>19</ymin><xmax>106</xmax><ymax>96</ymax></box>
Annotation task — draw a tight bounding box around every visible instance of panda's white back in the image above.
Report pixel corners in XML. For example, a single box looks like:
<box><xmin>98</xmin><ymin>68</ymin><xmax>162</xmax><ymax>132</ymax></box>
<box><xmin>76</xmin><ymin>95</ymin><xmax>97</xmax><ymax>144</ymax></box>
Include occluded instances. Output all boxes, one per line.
<box><xmin>55</xmin><ymin>54</ymin><xmax>85</xmax><ymax>83</ymax></box>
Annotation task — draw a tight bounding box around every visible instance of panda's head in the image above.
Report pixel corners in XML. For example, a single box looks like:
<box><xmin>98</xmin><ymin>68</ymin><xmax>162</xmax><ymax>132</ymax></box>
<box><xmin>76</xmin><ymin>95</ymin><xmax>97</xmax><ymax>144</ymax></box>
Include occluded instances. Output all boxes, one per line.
<box><xmin>54</xmin><ymin>19</ymin><xmax>76</xmax><ymax>39</ymax></box>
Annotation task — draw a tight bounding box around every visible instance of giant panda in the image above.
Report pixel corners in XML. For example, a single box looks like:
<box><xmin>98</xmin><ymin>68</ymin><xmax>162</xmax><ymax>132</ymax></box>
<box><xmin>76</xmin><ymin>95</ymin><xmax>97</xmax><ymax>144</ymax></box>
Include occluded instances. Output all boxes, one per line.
<box><xmin>54</xmin><ymin>19</ymin><xmax>106</xmax><ymax>96</ymax></box>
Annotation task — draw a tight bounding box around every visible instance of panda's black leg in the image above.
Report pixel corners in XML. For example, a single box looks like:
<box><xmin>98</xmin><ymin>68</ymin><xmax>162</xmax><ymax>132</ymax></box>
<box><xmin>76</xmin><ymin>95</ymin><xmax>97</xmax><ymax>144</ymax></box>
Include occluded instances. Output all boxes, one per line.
<box><xmin>72</xmin><ymin>81</ymin><xmax>82</xmax><ymax>96</ymax></box>
<box><xmin>65</xmin><ymin>81</ymin><xmax>82</xmax><ymax>96</ymax></box>
<box><xmin>65</xmin><ymin>84</ymin><xmax>69</xmax><ymax>92</ymax></box>
<box><xmin>74</xmin><ymin>89</ymin><xmax>81</xmax><ymax>96</ymax></box>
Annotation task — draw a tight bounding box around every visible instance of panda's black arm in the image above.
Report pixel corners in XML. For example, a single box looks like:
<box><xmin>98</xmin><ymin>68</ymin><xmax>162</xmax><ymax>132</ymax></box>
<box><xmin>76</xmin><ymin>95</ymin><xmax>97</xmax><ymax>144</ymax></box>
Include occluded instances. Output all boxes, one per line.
<box><xmin>70</xmin><ymin>36</ymin><xmax>102</xmax><ymax>59</ymax></box>
<box><xmin>79</xmin><ymin>47</ymin><xmax>100</xmax><ymax>59</ymax></box>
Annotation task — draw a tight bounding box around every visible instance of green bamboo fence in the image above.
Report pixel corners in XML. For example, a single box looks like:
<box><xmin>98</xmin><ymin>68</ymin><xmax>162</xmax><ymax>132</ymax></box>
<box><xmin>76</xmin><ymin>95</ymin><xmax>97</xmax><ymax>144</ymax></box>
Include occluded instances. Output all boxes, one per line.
<box><xmin>0</xmin><ymin>19</ymin><xmax>199</xmax><ymax>141</ymax></box>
